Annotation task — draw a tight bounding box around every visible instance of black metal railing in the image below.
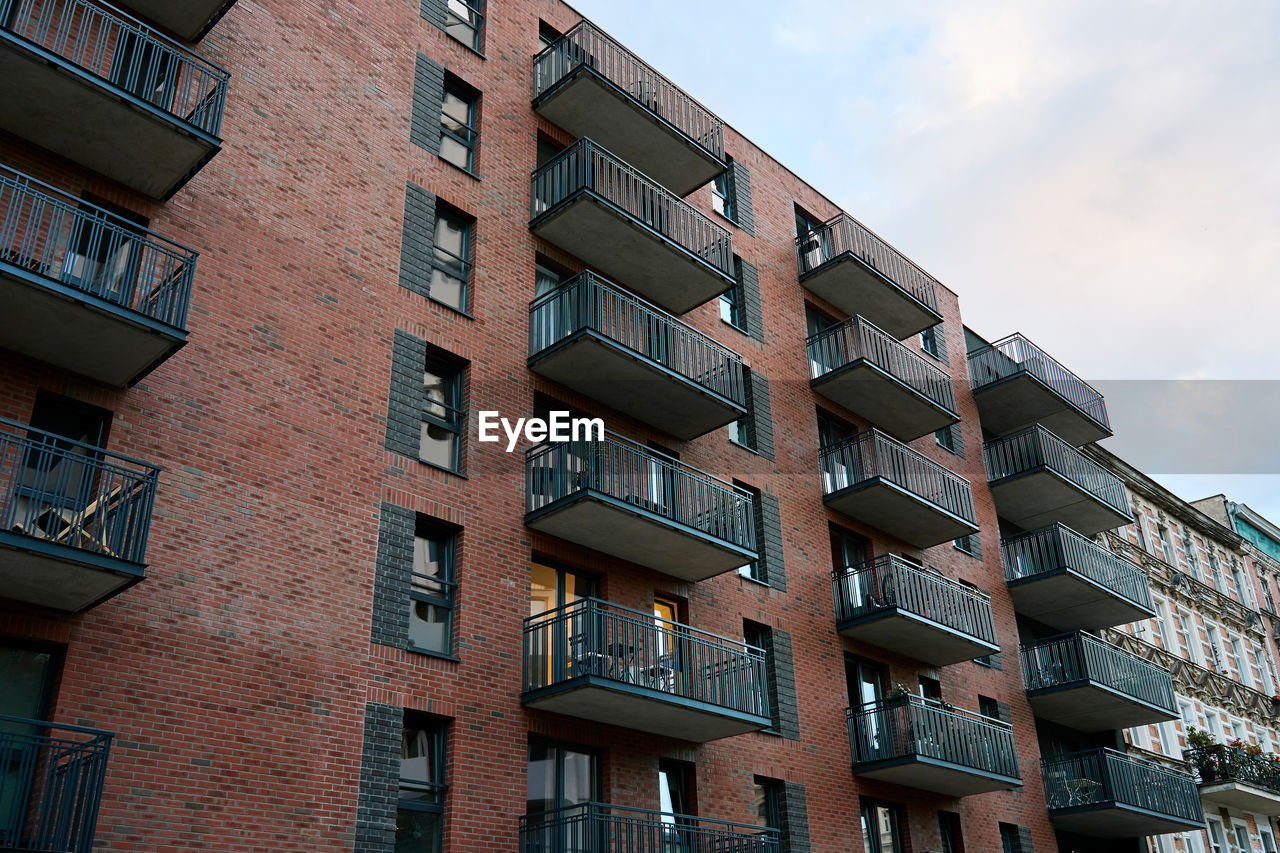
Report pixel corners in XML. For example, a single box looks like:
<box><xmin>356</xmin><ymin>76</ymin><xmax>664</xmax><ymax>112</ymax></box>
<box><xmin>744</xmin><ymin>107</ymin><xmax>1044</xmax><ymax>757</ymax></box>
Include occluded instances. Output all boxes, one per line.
<box><xmin>530</xmin><ymin>271</ymin><xmax>745</xmax><ymax>406</ymax></box>
<box><xmin>0</xmin><ymin>0</ymin><xmax>228</xmax><ymax>137</ymax></box>
<box><xmin>832</xmin><ymin>555</ymin><xmax>996</xmax><ymax>645</ymax></box>
<box><xmin>523</xmin><ymin>598</ymin><xmax>769</xmax><ymax>718</ymax></box>
<box><xmin>1185</xmin><ymin>744</ymin><xmax>1280</xmax><ymax>795</ymax></box>
<box><xmin>520</xmin><ymin>803</ymin><xmax>778</xmax><ymax>853</ymax></box>
<box><xmin>1022</xmin><ymin>632</ymin><xmax>1175</xmax><ymax>711</ymax></box>
<box><xmin>526</xmin><ymin>433</ymin><xmax>755</xmax><ymax>552</ymax></box>
<box><xmin>531</xmin><ymin>139</ymin><xmax>734</xmax><ymax>279</ymax></box>
<box><xmin>808</xmin><ymin>315</ymin><xmax>956</xmax><ymax>413</ymax></box>
<box><xmin>984</xmin><ymin>426</ymin><xmax>1129</xmax><ymax>516</ymax></box>
<box><xmin>968</xmin><ymin>333</ymin><xmax>1109</xmax><ymax>430</ymax></box>
<box><xmin>1002</xmin><ymin>523</ymin><xmax>1152</xmax><ymax>611</ymax></box>
<box><xmin>0</xmin><ymin>416</ymin><xmax>159</xmax><ymax>565</ymax></box>
<box><xmin>795</xmin><ymin>212</ymin><xmax>940</xmax><ymax>314</ymax></box>
<box><xmin>0</xmin><ymin>715</ymin><xmax>112</xmax><ymax>853</ymax></box>
<box><xmin>820</xmin><ymin>429</ymin><xmax>976</xmax><ymax>523</ymax></box>
<box><xmin>0</xmin><ymin>164</ymin><xmax>197</xmax><ymax>329</ymax></box>
<box><xmin>532</xmin><ymin>20</ymin><xmax>724</xmax><ymax>160</ymax></box>
<box><xmin>1043</xmin><ymin>749</ymin><xmax>1201</xmax><ymax>823</ymax></box>
<box><xmin>848</xmin><ymin>695</ymin><xmax>1019</xmax><ymax>780</ymax></box>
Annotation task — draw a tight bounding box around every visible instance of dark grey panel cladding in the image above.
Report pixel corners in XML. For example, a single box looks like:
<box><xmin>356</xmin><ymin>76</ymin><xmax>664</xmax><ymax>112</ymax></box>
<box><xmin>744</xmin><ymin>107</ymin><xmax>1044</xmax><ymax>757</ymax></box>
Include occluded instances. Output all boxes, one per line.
<box><xmin>372</xmin><ymin>503</ymin><xmax>415</xmax><ymax>648</ymax></box>
<box><xmin>398</xmin><ymin>182</ymin><xmax>437</xmax><ymax>299</ymax></box>
<box><xmin>737</xmin><ymin>257</ymin><xmax>764</xmax><ymax>343</ymax></box>
<box><xmin>767</xmin><ymin>627</ymin><xmax>800</xmax><ymax>740</ymax></box>
<box><xmin>354</xmin><ymin>702</ymin><xmax>402</xmax><ymax>853</ymax></box>
<box><xmin>778</xmin><ymin>781</ymin><xmax>811</xmax><ymax>853</ymax></box>
<box><xmin>729</xmin><ymin>160</ymin><xmax>754</xmax><ymax>235</ymax></box>
<box><xmin>385</xmin><ymin>329</ymin><xmax>427</xmax><ymax>460</ymax></box>
<box><xmin>1016</xmin><ymin>825</ymin><xmax>1035</xmax><ymax>853</ymax></box>
<box><xmin>756</xmin><ymin>490</ymin><xmax>785</xmax><ymax>591</ymax></box>
<box><xmin>411</xmin><ymin>53</ymin><xmax>445</xmax><ymax>154</ymax></box>
<box><xmin>747</xmin><ymin>370</ymin><xmax>774</xmax><ymax>460</ymax></box>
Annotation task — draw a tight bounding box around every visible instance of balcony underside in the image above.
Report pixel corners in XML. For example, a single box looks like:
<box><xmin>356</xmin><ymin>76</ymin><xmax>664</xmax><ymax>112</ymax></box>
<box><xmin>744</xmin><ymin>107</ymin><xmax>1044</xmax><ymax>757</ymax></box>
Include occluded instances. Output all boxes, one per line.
<box><xmin>1199</xmin><ymin>780</ymin><xmax>1280</xmax><ymax>812</ymax></box>
<box><xmin>531</xmin><ymin>192</ymin><xmax>733</xmax><ymax>315</ymax></box>
<box><xmin>988</xmin><ymin>469</ymin><xmax>1131</xmax><ymax>536</ymax></box>
<box><xmin>812</xmin><ymin>360</ymin><xmax>958</xmax><ymax>442</ymax></box>
<box><xmin>0</xmin><ymin>530</ymin><xmax>144</xmax><ymax>612</ymax></box>
<box><xmin>0</xmin><ymin>266</ymin><xmax>186</xmax><ymax>386</ymax></box>
<box><xmin>800</xmin><ymin>254</ymin><xmax>941</xmax><ymax>340</ymax></box>
<box><xmin>524</xmin><ymin>676</ymin><xmax>769</xmax><ymax>743</ymax></box>
<box><xmin>117</xmin><ymin>0</ymin><xmax>237</xmax><ymax>41</ymax></box>
<box><xmin>533</xmin><ymin>66</ymin><xmax>724</xmax><ymax>197</ymax></box>
<box><xmin>853</xmin><ymin>754</ymin><xmax>1021</xmax><ymax>797</ymax></box>
<box><xmin>1027</xmin><ymin>682</ymin><xmax>1176</xmax><ymax>732</ymax></box>
<box><xmin>526</xmin><ymin>491</ymin><xmax>756</xmax><ymax>581</ymax></box>
<box><xmin>972</xmin><ymin>373</ymin><xmax>1111</xmax><ymax>446</ymax></box>
<box><xmin>1048</xmin><ymin>802</ymin><xmax>1204</xmax><ymax>838</ymax></box>
<box><xmin>824</xmin><ymin>479</ymin><xmax>977</xmax><ymax>549</ymax></box>
<box><xmin>837</xmin><ymin>609</ymin><xmax>997</xmax><ymax>667</ymax></box>
<box><xmin>529</xmin><ymin>331</ymin><xmax>744</xmax><ymax>441</ymax></box>
<box><xmin>0</xmin><ymin>35</ymin><xmax>219</xmax><ymax>199</ymax></box>
<box><xmin>1007</xmin><ymin>569</ymin><xmax>1154</xmax><ymax>632</ymax></box>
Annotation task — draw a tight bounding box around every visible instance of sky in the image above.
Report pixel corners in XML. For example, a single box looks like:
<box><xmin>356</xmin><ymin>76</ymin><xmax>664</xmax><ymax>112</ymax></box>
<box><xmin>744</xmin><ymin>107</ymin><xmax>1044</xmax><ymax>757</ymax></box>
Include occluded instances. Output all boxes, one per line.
<box><xmin>571</xmin><ymin>0</ymin><xmax>1280</xmax><ymax>522</ymax></box>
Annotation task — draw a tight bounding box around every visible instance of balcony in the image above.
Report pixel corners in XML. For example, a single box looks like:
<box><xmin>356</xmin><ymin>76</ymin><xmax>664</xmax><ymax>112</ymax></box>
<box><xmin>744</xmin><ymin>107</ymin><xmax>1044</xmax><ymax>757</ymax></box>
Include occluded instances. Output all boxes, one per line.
<box><xmin>847</xmin><ymin>695</ymin><xmax>1021</xmax><ymax>796</ymax></box>
<box><xmin>820</xmin><ymin>430</ymin><xmax>978</xmax><ymax>548</ymax></box>
<box><xmin>1043</xmin><ymin>749</ymin><xmax>1203</xmax><ymax>837</ymax></box>
<box><xmin>532</xmin><ymin>21</ymin><xmax>725</xmax><ymax>196</ymax></box>
<box><xmin>1003</xmin><ymin>524</ymin><xmax>1155</xmax><ymax>631</ymax></box>
<box><xmin>832</xmin><ymin>555</ymin><xmax>997</xmax><ymax>666</ymax></box>
<box><xmin>1186</xmin><ymin>744</ymin><xmax>1280</xmax><ymax>813</ymax></box>
<box><xmin>0</xmin><ymin>0</ymin><xmax>228</xmax><ymax>199</ymax></box>
<box><xmin>808</xmin><ymin>315</ymin><xmax>958</xmax><ymax>441</ymax></box>
<box><xmin>521</xmin><ymin>804</ymin><xmax>778</xmax><ymax>853</ymax></box>
<box><xmin>523</xmin><ymin>598</ymin><xmax>770</xmax><ymax>742</ymax></box>
<box><xmin>525</xmin><ymin>433</ymin><xmax>756</xmax><ymax>580</ymax></box>
<box><xmin>0</xmin><ymin>417</ymin><xmax>158</xmax><ymax>611</ymax></box>
<box><xmin>968</xmin><ymin>334</ymin><xmax>1111</xmax><ymax>446</ymax></box>
<box><xmin>530</xmin><ymin>139</ymin><xmax>735</xmax><ymax>315</ymax></box>
<box><xmin>1022</xmin><ymin>633</ymin><xmax>1177</xmax><ymax>732</ymax></box>
<box><xmin>0</xmin><ymin>166</ymin><xmax>196</xmax><ymax>385</ymax></box>
<box><xmin>529</xmin><ymin>271</ymin><xmax>745</xmax><ymax>440</ymax></box>
<box><xmin>796</xmin><ymin>213</ymin><xmax>942</xmax><ymax>339</ymax></box>
<box><xmin>985</xmin><ymin>425</ymin><xmax>1132</xmax><ymax>535</ymax></box>
<box><xmin>114</xmin><ymin>0</ymin><xmax>236</xmax><ymax>41</ymax></box>
<box><xmin>0</xmin><ymin>715</ymin><xmax>112</xmax><ymax>853</ymax></box>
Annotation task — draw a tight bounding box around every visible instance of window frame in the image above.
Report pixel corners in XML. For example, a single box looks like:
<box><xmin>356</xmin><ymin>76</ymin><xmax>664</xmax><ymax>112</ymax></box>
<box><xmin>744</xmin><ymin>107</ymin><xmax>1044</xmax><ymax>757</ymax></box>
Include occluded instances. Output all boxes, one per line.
<box><xmin>427</xmin><ymin>203</ymin><xmax>473</xmax><ymax>313</ymax></box>
<box><xmin>712</xmin><ymin>164</ymin><xmax>736</xmax><ymax>223</ymax></box>
<box><xmin>443</xmin><ymin>0</ymin><xmax>485</xmax><ymax>52</ymax></box>
<box><xmin>935</xmin><ymin>424</ymin><xmax>961</xmax><ymax>455</ymax></box>
<box><xmin>920</xmin><ymin>325</ymin><xmax>943</xmax><ymax>360</ymax></box>
<box><xmin>439</xmin><ymin>78</ymin><xmax>479</xmax><ymax>173</ymax></box>
<box><xmin>860</xmin><ymin>798</ymin><xmax>905</xmax><ymax>853</ymax></box>
<box><xmin>397</xmin><ymin>713</ymin><xmax>448</xmax><ymax>849</ymax></box>
<box><xmin>420</xmin><ymin>351</ymin><xmax>466</xmax><ymax>473</ymax></box>
<box><xmin>408</xmin><ymin>518</ymin><xmax>458</xmax><ymax>657</ymax></box>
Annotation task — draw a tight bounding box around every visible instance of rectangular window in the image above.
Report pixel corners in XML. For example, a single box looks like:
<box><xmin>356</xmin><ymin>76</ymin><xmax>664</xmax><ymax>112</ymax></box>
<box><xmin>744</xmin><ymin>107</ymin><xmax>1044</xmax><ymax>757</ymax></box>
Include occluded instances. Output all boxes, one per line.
<box><xmin>1230</xmin><ymin>637</ymin><xmax>1249</xmax><ymax>685</ymax></box>
<box><xmin>998</xmin><ymin>823</ymin><xmax>1021</xmax><ymax>853</ymax></box>
<box><xmin>720</xmin><ymin>278</ymin><xmax>744</xmax><ymax>329</ymax></box>
<box><xmin>439</xmin><ymin>79</ymin><xmax>479</xmax><ymax>172</ymax></box>
<box><xmin>1233</xmin><ymin>823</ymin><xmax>1251</xmax><ymax>853</ymax></box>
<box><xmin>935</xmin><ymin>424</ymin><xmax>961</xmax><ymax>455</ymax></box>
<box><xmin>744</xmin><ymin>620</ymin><xmax>777</xmax><ymax>730</ymax></box>
<box><xmin>421</xmin><ymin>351</ymin><xmax>465</xmax><ymax>472</ymax></box>
<box><xmin>920</xmin><ymin>325</ymin><xmax>943</xmax><ymax>360</ymax></box>
<box><xmin>1232</xmin><ymin>561</ymin><xmax>1251</xmax><ymax>606</ymax></box>
<box><xmin>954</xmin><ymin>532</ymin><xmax>981</xmax><ymax>558</ymax></box>
<box><xmin>410</xmin><ymin>519</ymin><xmax>457</xmax><ymax>656</ymax></box>
<box><xmin>736</xmin><ymin>483</ymin><xmax>766</xmax><ymax>583</ymax></box>
<box><xmin>427</xmin><ymin>204</ymin><xmax>473</xmax><ymax>311</ymax></box>
<box><xmin>1260</xmin><ymin>826</ymin><xmax>1278</xmax><ymax>853</ymax></box>
<box><xmin>1206</xmin><ymin>624</ymin><xmax>1224</xmax><ymax>671</ymax></box>
<box><xmin>1176</xmin><ymin>610</ymin><xmax>1196</xmax><ymax>661</ymax></box>
<box><xmin>398</xmin><ymin>713</ymin><xmax>447</xmax><ymax>852</ymax></box>
<box><xmin>1182</xmin><ymin>532</ymin><xmax>1201</xmax><ymax>579</ymax></box>
<box><xmin>860</xmin><ymin>799</ymin><xmax>904</xmax><ymax>853</ymax></box>
<box><xmin>712</xmin><ymin>163</ymin><xmax>736</xmax><ymax>221</ymax></box>
<box><xmin>1131</xmin><ymin>506</ymin><xmax>1147</xmax><ymax>550</ymax></box>
<box><xmin>527</xmin><ymin>739</ymin><xmax>597</xmax><ymax>817</ymax></box>
<box><xmin>729</xmin><ymin>370</ymin><xmax>754</xmax><ymax>449</ymax></box>
<box><xmin>1159</xmin><ymin>525</ymin><xmax>1177</xmax><ymax>565</ymax></box>
<box><xmin>444</xmin><ymin>0</ymin><xmax>484</xmax><ymax>50</ymax></box>
<box><xmin>752</xmin><ymin>776</ymin><xmax>782</xmax><ymax>832</ymax></box>
<box><xmin>1207</xmin><ymin>819</ymin><xmax>1227</xmax><ymax>853</ymax></box>
<box><xmin>938</xmin><ymin>811</ymin><xmax>964</xmax><ymax>853</ymax></box>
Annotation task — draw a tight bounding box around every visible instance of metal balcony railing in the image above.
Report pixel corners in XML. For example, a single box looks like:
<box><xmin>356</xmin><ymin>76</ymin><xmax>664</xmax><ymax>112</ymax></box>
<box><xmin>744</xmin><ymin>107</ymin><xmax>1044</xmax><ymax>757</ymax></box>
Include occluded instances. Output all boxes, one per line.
<box><xmin>0</xmin><ymin>165</ymin><xmax>197</xmax><ymax>329</ymax></box>
<box><xmin>984</xmin><ymin>425</ymin><xmax>1129</xmax><ymax>516</ymax></box>
<box><xmin>0</xmin><ymin>0</ymin><xmax>229</xmax><ymax>137</ymax></box>
<box><xmin>1185</xmin><ymin>744</ymin><xmax>1280</xmax><ymax>795</ymax></box>
<box><xmin>848</xmin><ymin>695</ymin><xmax>1019</xmax><ymax>780</ymax></box>
<box><xmin>832</xmin><ymin>555</ymin><xmax>996</xmax><ymax>645</ymax></box>
<box><xmin>526</xmin><ymin>433</ymin><xmax>755</xmax><ymax>552</ymax></box>
<box><xmin>0</xmin><ymin>416</ymin><xmax>159</xmax><ymax>565</ymax></box>
<box><xmin>520</xmin><ymin>803</ymin><xmax>778</xmax><ymax>853</ymax></box>
<box><xmin>1022</xmin><ymin>632</ymin><xmax>1175</xmax><ymax>711</ymax></box>
<box><xmin>530</xmin><ymin>271</ymin><xmax>746</xmax><ymax>406</ymax></box>
<box><xmin>1043</xmin><ymin>748</ymin><xmax>1201</xmax><ymax>823</ymax></box>
<box><xmin>523</xmin><ymin>598</ymin><xmax>769</xmax><ymax>718</ymax></box>
<box><xmin>530</xmin><ymin>139</ymin><xmax>734</xmax><ymax>278</ymax></box>
<box><xmin>820</xmin><ymin>429</ymin><xmax>976</xmax><ymax>523</ymax></box>
<box><xmin>532</xmin><ymin>20</ymin><xmax>724</xmax><ymax>160</ymax></box>
<box><xmin>1003</xmin><ymin>524</ymin><xmax>1153</xmax><ymax>611</ymax></box>
<box><xmin>808</xmin><ymin>315</ymin><xmax>957</xmax><ymax>413</ymax></box>
<box><xmin>795</xmin><ymin>212</ymin><xmax>941</xmax><ymax>314</ymax></box>
<box><xmin>0</xmin><ymin>715</ymin><xmax>112</xmax><ymax>853</ymax></box>
<box><xmin>968</xmin><ymin>334</ymin><xmax>1109</xmax><ymax>430</ymax></box>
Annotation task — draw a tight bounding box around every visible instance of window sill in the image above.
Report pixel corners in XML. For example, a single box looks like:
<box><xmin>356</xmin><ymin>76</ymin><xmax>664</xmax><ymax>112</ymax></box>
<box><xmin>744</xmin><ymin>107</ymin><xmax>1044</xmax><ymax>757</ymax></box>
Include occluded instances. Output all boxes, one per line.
<box><xmin>418</xmin><ymin>459</ymin><xmax>468</xmax><ymax>479</ymax></box>
<box><xmin>738</xmin><ymin>572</ymin><xmax>772</xmax><ymax>590</ymax></box>
<box><xmin>729</xmin><ymin>437</ymin><xmax>760</xmax><ymax>457</ymax></box>
<box><xmin>407</xmin><ymin>645</ymin><xmax>461</xmax><ymax>663</ymax></box>
<box><xmin>426</xmin><ymin>295</ymin><xmax>476</xmax><ymax>320</ymax></box>
<box><xmin>720</xmin><ymin>317</ymin><xmax>750</xmax><ymax>337</ymax></box>
<box><xmin>712</xmin><ymin>208</ymin><xmax>740</xmax><ymax>230</ymax></box>
<box><xmin>439</xmin><ymin>156</ymin><xmax>482</xmax><ymax>182</ymax></box>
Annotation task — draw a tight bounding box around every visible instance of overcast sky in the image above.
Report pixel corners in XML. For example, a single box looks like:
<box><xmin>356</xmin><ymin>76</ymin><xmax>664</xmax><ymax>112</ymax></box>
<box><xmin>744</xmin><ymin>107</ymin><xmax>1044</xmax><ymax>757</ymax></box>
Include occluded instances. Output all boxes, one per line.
<box><xmin>571</xmin><ymin>0</ymin><xmax>1280</xmax><ymax>523</ymax></box>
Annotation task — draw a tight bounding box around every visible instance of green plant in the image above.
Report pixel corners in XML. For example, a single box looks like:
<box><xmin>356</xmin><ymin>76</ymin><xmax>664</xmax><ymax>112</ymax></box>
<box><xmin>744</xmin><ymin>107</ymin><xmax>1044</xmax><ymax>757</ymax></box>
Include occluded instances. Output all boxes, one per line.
<box><xmin>1186</xmin><ymin>727</ymin><xmax>1215</xmax><ymax>749</ymax></box>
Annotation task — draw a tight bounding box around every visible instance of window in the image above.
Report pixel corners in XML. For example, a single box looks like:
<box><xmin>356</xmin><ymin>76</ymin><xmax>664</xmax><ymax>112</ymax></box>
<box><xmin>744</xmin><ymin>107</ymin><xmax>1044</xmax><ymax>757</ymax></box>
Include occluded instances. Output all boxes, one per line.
<box><xmin>428</xmin><ymin>205</ymin><xmax>472</xmax><ymax>311</ymax></box>
<box><xmin>409</xmin><ymin>519</ymin><xmax>456</xmax><ymax>656</ymax></box>
<box><xmin>1206</xmin><ymin>819</ymin><xmax>1227</xmax><ymax>853</ymax></box>
<box><xmin>728</xmin><ymin>370</ymin><xmax>754</xmax><ymax>448</ymax></box>
<box><xmin>720</xmin><ymin>275</ymin><xmax>744</xmax><ymax>329</ymax></box>
<box><xmin>16</xmin><ymin>393</ymin><xmax>113</xmax><ymax>530</ymax></box>
<box><xmin>712</xmin><ymin>164</ymin><xmax>735</xmax><ymax>221</ymax></box>
<box><xmin>397</xmin><ymin>713</ymin><xmax>447</xmax><ymax>852</ymax></box>
<box><xmin>919</xmin><ymin>676</ymin><xmax>942</xmax><ymax>701</ymax></box>
<box><xmin>420</xmin><ymin>351</ymin><xmax>465</xmax><ymax>471</ymax></box>
<box><xmin>935</xmin><ymin>424</ymin><xmax>961</xmax><ymax>455</ymax></box>
<box><xmin>1206</xmin><ymin>624</ymin><xmax>1224</xmax><ymax>671</ymax></box>
<box><xmin>1152</xmin><ymin>597</ymin><xmax>1174</xmax><ymax>650</ymax></box>
<box><xmin>1230</xmin><ymin>637</ymin><xmax>1249</xmax><ymax>685</ymax></box>
<box><xmin>1178</xmin><ymin>699</ymin><xmax>1196</xmax><ymax>731</ymax></box>
<box><xmin>439</xmin><ymin>79</ymin><xmax>478</xmax><ymax>172</ymax></box>
<box><xmin>752</xmin><ymin>777</ymin><xmax>782</xmax><ymax>833</ymax></box>
<box><xmin>978</xmin><ymin>695</ymin><xmax>1003</xmax><ymax>722</ymax></box>
<box><xmin>537</xmin><ymin>21</ymin><xmax>561</xmax><ymax>50</ymax></box>
<box><xmin>1176</xmin><ymin>610</ymin><xmax>1197</xmax><ymax>661</ymax></box>
<box><xmin>744</xmin><ymin>620</ymin><xmax>776</xmax><ymax>728</ymax></box>
<box><xmin>938</xmin><ymin>811</ymin><xmax>964</xmax><ymax>853</ymax></box>
<box><xmin>998</xmin><ymin>823</ymin><xmax>1023</xmax><ymax>853</ymax></box>
<box><xmin>1159</xmin><ymin>524</ymin><xmax>1177</xmax><ymax>566</ymax></box>
<box><xmin>920</xmin><ymin>325</ymin><xmax>944</xmax><ymax>360</ymax></box>
<box><xmin>1260</xmin><ymin>826</ymin><xmax>1277</xmax><ymax>853</ymax></box>
<box><xmin>954</xmin><ymin>532</ymin><xmax>981</xmax><ymax>558</ymax></box>
<box><xmin>526</xmin><ymin>739</ymin><xmax>597</xmax><ymax>820</ymax></box>
<box><xmin>860</xmin><ymin>800</ymin><xmax>904</xmax><ymax>853</ymax></box>
<box><xmin>1263</xmin><ymin>577</ymin><xmax>1276</xmax><ymax>614</ymax></box>
<box><xmin>1183</xmin><ymin>532</ymin><xmax>1201</xmax><ymax>580</ymax></box>
<box><xmin>1132</xmin><ymin>505</ymin><xmax>1147</xmax><ymax>550</ymax></box>
<box><xmin>795</xmin><ymin>206</ymin><xmax>825</xmax><ymax>239</ymax></box>
<box><xmin>1208</xmin><ymin>549</ymin><xmax>1226</xmax><ymax>592</ymax></box>
<box><xmin>443</xmin><ymin>0</ymin><xmax>484</xmax><ymax>50</ymax></box>
<box><xmin>62</xmin><ymin>196</ymin><xmax>147</xmax><ymax>301</ymax></box>
<box><xmin>1233</xmin><ymin>822</ymin><xmax>1251</xmax><ymax>853</ymax></box>
<box><xmin>830</xmin><ymin>526</ymin><xmax>869</xmax><ymax>570</ymax></box>
<box><xmin>1231</xmin><ymin>560</ymin><xmax>1251</xmax><ymax>606</ymax></box>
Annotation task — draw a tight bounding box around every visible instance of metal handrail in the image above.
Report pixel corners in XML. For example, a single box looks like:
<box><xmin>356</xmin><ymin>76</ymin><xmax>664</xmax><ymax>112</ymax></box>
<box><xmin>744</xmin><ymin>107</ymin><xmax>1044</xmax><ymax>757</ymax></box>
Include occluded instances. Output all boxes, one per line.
<box><xmin>0</xmin><ymin>0</ymin><xmax>229</xmax><ymax>137</ymax></box>
<box><xmin>795</xmin><ymin>212</ymin><xmax>941</xmax><ymax>313</ymax></box>
<box><xmin>1021</xmin><ymin>632</ymin><xmax>1175</xmax><ymax>711</ymax></box>
<box><xmin>0</xmin><ymin>164</ymin><xmax>197</xmax><ymax>329</ymax></box>
<box><xmin>832</xmin><ymin>555</ymin><xmax>996</xmax><ymax>645</ymax></box>
<box><xmin>820</xmin><ymin>429</ymin><xmax>976</xmax><ymax>523</ymax></box>
<box><xmin>1042</xmin><ymin>748</ymin><xmax>1201</xmax><ymax>823</ymax></box>
<box><xmin>530</xmin><ymin>138</ymin><xmax>734</xmax><ymax>279</ymax></box>
<box><xmin>847</xmin><ymin>695</ymin><xmax>1019</xmax><ymax>780</ymax></box>
<box><xmin>520</xmin><ymin>802</ymin><xmax>778</xmax><ymax>853</ymax></box>
<box><xmin>530</xmin><ymin>271</ymin><xmax>746</xmax><ymax>405</ymax></box>
<box><xmin>1002</xmin><ymin>523</ymin><xmax>1152</xmax><ymax>611</ymax></box>
<box><xmin>808</xmin><ymin>314</ymin><xmax>957</xmax><ymax>413</ymax></box>
<box><xmin>1185</xmin><ymin>744</ymin><xmax>1280</xmax><ymax>794</ymax></box>
<box><xmin>968</xmin><ymin>333</ymin><xmax>1109</xmax><ymax>430</ymax></box>
<box><xmin>532</xmin><ymin>20</ymin><xmax>725</xmax><ymax>159</ymax></box>
<box><xmin>984</xmin><ymin>425</ymin><xmax>1129</xmax><ymax>516</ymax></box>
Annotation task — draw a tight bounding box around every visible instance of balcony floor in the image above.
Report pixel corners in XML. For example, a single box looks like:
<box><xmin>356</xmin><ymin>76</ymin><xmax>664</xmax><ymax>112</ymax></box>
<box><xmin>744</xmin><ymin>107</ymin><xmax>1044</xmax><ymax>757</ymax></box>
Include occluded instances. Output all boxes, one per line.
<box><xmin>853</xmin><ymin>754</ymin><xmax>1021</xmax><ymax>797</ymax></box>
<box><xmin>824</xmin><ymin>479</ymin><xmax>977</xmax><ymax>549</ymax></box>
<box><xmin>988</xmin><ymin>468</ymin><xmax>1131</xmax><ymax>536</ymax></box>
<box><xmin>1027</xmin><ymin>681</ymin><xmax>1176</xmax><ymax>732</ymax></box>
<box><xmin>1199</xmin><ymin>780</ymin><xmax>1280</xmax><ymax>812</ymax></box>
<box><xmin>0</xmin><ymin>32</ymin><xmax>219</xmax><ymax>199</ymax></box>
<box><xmin>972</xmin><ymin>372</ymin><xmax>1111</xmax><ymax>446</ymax></box>
<box><xmin>0</xmin><ymin>530</ymin><xmax>144</xmax><ymax>612</ymax></box>
<box><xmin>117</xmin><ymin>0</ymin><xmax>237</xmax><ymax>41</ymax></box>
<box><xmin>529</xmin><ymin>331</ymin><xmax>744</xmax><ymax>441</ymax></box>
<box><xmin>1049</xmin><ymin>802</ymin><xmax>1204</xmax><ymax>838</ymax></box>
<box><xmin>837</xmin><ymin>609</ymin><xmax>998</xmax><ymax>667</ymax></box>
<box><xmin>533</xmin><ymin>66</ymin><xmax>725</xmax><ymax>197</ymax></box>
<box><xmin>800</xmin><ymin>254</ymin><xmax>941</xmax><ymax>340</ymax></box>
<box><xmin>812</xmin><ymin>359</ymin><xmax>957</xmax><ymax>442</ymax></box>
<box><xmin>1007</xmin><ymin>569</ymin><xmax>1154</xmax><ymax>632</ymax></box>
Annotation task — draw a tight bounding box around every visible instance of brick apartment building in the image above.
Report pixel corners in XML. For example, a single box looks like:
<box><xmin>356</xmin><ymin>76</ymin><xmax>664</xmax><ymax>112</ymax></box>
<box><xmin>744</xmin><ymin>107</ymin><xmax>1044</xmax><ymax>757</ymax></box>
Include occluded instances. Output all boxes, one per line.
<box><xmin>0</xmin><ymin>0</ymin><xmax>1254</xmax><ymax>851</ymax></box>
